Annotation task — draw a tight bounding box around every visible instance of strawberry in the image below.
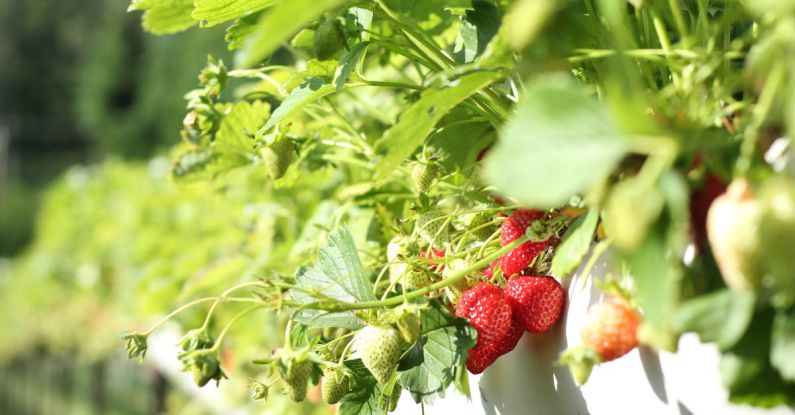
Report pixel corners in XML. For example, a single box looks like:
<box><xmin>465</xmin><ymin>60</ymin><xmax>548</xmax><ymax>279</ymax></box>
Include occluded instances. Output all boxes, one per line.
<box><xmin>313</xmin><ymin>19</ymin><xmax>346</xmax><ymax>61</ymax></box>
<box><xmin>411</xmin><ymin>161</ymin><xmax>442</xmax><ymax>193</ymax></box>
<box><xmin>499</xmin><ymin>241</ymin><xmax>548</xmax><ymax>277</ymax></box>
<box><xmin>759</xmin><ymin>177</ymin><xmax>795</xmax><ymax>303</ymax></box>
<box><xmin>466</xmin><ymin>212</ymin><xmax>495</xmax><ymax>241</ymax></box>
<box><xmin>498</xmin><ymin>209</ymin><xmax>549</xmax><ymax>277</ymax></box>
<box><xmin>387</xmin><ymin>384</ymin><xmax>402</xmax><ymax>412</ymax></box>
<box><xmin>420</xmin><ymin>248</ymin><xmax>445</xmax><ymax>273</ymax></box>
<box><xmin>504</xmin><ymin>276</ymin><xmax>565</xmax><ymax>333</ymax></box>
<box><xmin>282</xmin><ymin>360</ymin><xmax>312</xmax><ymax>402</ymax></box>
<box><xmin>493</xmin><ymin>318</ymin><xmax>524</xmax><ymax>356</ymax></box>
<box><xmin>387</xmin><ymin>236</ymin><xmax>420</xmax><ymax>285</ymax></box>
<box><xmin>581</xmin><ymin>299</ymin><xmax>640</xmax><ymax>362</ymax></box>
<box><xmin>260</xmin><ymin>136</ymin><xmax>295</xmax><ymax>180</ymax></box>
<box><xmin>402</xmin><ymin>268</ymin><xmax>435</xmax><ymax>289</ymax></box>
<box><xmin>396</xmin><ymin>311</ymin><xmax>421</xmax><ymax>345</ymax></box>
<box><xmin>500</xmin><ymin>209</ymin><xmax>544</xmax><ymax>246</ymax></box>
<box><xmin>321</xmin><ymin>367</ymin><xmax>349</xmax><ymax>404</ymax></box>
<box><xmin>465</xmin><ymin>342</ymin><xmax>499</xmax><ymax>374</ymax></box>
<box><xmin>706</xmin><ymin>179</ymin><xmax>764</xmax><ymax>291</ymax></box>
<box><xmin>416</xmin><ymin>209</ymin><xmax>449</xmax><ymax>248</ymax></box>
<box><xmin>464</xmin><ymin>320</ymin><xmax>524</xmax><ymax>374</ymax></box>
<box><xmin>455</xmin><ymin>283</ymin><xmax>512</xmax><ymax>347</ymax></box>
<box><xmin>354</xmin><ymin>325</ymin><xmax>404</xmax><ymax>384</ymax></box>
<box><xmin>483</xmin><ymin>260</ymin><xmax>499</xmax><ymax>280</ymax></box>
<box><xmin>689</xmin><ymin>173</ymin><xmax>727</xmax><ymax>251</ymax></box>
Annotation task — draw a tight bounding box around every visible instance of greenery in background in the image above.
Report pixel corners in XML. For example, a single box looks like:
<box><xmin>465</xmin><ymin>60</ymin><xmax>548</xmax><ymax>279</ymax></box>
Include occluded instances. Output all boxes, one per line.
<box><xmin>3</xmin><ymin>0</ymin><xmax>795</xmax><ymax>414</ymax></box>
<box><xmin>0</xmin><ymin>0</ymin><xmax>227</xmax><ymax>256</ymax></box>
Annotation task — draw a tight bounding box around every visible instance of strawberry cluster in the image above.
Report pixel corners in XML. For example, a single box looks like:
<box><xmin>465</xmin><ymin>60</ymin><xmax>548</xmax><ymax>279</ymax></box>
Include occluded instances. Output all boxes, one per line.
<box><xmin>455</xmin><ymin>209</ymin><xmax>566</xmax><ymax>374</ymax></box>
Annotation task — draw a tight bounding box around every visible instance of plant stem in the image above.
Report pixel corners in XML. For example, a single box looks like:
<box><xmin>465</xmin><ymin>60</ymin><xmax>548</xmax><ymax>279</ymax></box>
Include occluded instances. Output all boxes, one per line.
<box><xmin>201</xmin><ymin>281</ymin><xmax>267</xmax><ymax>330</ymax></box>
<box><xmin>297</xmin><ymin>236</ymin><xmax>528</xmax><ymax>312</ymax></box>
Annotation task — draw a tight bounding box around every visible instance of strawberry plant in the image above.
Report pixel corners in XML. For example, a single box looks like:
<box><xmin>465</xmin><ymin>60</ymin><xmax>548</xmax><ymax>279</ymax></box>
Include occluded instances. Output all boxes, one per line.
<box><xmin>107</xmin><ymin>0</ymin><xmax>795</xmax><ymax>412</ymax></box>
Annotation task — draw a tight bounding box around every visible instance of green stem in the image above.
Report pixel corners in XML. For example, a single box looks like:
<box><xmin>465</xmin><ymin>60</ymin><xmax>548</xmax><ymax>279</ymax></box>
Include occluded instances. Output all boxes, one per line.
<box><xmin>201</xmin><ymin>281</ymin><xmax>267</xmax><ymax>330</ymax></box>
<box><xmin>298</xmin><ymin>236</ymin><xmax>528</xmax><ymax>312</ymax></box>
<box><xmin>143</xmin><ymin>297</ymin><xmax>218</xmax><ymax>336</ymax></box>
<box><xmin>210</xmin><ymin>305</ymin><xmax>268</xmax><ymax>353</ymax></box>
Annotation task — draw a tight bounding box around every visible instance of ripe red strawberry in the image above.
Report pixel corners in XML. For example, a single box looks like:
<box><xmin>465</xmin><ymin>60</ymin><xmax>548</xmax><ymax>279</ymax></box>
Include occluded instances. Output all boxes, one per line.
<box><xmin>464</xmin><ymin>319</ymin><xmax>524</xmax><ymax>374</ymax></box>
<box><xmin>465</xmin><ymin>342</ymin><xmax>498</xmax><ymax>374</ymax></box>
<box><xmin>581</xmin><ymin>299</ymin><xmax>640</xmax><ymax>362</ymax></box>
<box><xmin>483</xmin><ymin>260</ymin><xmax>499</xmax><ymax>280</ymax></box>
<box><xmin>492</xmin><ymin>319</ymin><xmax>524</xmax><ymax>356</ymax></box>
<box><xmin>500</xmin><ymin>241</ymin><xmax>548</xmax><ymax>277</ymax></box>
<box><xmin>420</xmin><ymin>248</ymin><xmax>445</xmax><ymax>273</ymax></box>
<box><xmin>504</xmin><ymin>276</ymin><xmax>565</xmax><ymax>333</ymax></box>
<box><xmin>455</xmin><ymin>284</ymin><xmax>512</xmax><ymax>347</ymax></box>
<box><xmin>689</xmin><ymin>173</ymin><xmax>727</xmax><ymax>251</ymax></box>
<box><xmin>500</xmin><ymin>209</ymin><xmax>544</xmax><ymax>246</ymax></box>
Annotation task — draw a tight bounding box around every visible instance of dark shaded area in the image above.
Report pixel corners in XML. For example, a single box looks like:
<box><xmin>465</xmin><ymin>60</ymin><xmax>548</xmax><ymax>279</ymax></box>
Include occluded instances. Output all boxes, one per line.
<box><xmin>0</xmin><ymin>0</ymin><xmax>227</xmax><ymax>255</ymax></box>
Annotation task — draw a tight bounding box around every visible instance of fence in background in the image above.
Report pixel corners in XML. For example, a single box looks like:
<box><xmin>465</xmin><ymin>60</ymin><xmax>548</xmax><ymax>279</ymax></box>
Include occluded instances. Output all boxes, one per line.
<box><xmin>0</xmin><ymin>351</ymin><xmax>166</xmax><ymax>415</ymax></box>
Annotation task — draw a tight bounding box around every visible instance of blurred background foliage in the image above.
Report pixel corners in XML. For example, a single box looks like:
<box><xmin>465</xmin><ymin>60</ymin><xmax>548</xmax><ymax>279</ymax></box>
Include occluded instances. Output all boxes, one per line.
<box><xmin>0</xmin><ymin>0</ymin><xmax>332</xmax><ymax>413</ymax></box>
<box><xmin>0</xmin><ymin>0</ymin><xmax>226</xmax><ymax>256</ymax></box>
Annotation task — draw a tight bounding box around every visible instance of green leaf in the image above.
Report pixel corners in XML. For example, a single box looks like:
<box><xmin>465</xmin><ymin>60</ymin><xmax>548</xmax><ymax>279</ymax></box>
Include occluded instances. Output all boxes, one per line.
<box><xmin>720</xmin><ymin>307</ymin><xmax>795</xmax><ymax>408</ymax></box>
<box><xmin>484</xmin><ymin>74</ymin><xmax>629</xmax><ymax>208</ymax></box>
<box><xmin>399</xmin><ymin>302</ymin><xmax>476</xmax><ymax>404</ymax></box>
<box><xmin>128</xmin><ymin>0</ymin><xmax>197</xmax><ymax>35</ymax></box>
<box><xmin>291</xmin><ymin>228</ymin><xmax>374</xmax><ymax>329</ymax></box>
<box><xmin>426</xmin><ymin>120</ymin><xmax>493</xmax><ymax>172</ymax></box>
<box><xmin>675</xmin><ymin>290</ymin><xmax>755</xmax><ymax>351</ymax></box>
<box><xmin>170</xmin><ymin>149</ymin><xmax>250</xmax><ymax>182</ymax></box>
<box><xmin>340</xmin><ymin>359</ymin><xmax>391</xmax><ymax>415</ymax></box>
<box><xmin>334</xmin><ymin>41</ymin><xmax>370</xmax><ymax>90</ymax></box>
<box><xmin>237</xmin><ymin>0</ymin><xmax>349</xmax><ymax>68</ymax></box>
<box><xmin>453</xmin><ymin>0</ymin><xmax>501</xmax><ymax>64</ymax></box>
<box><xmin>624</xmin><ymin>231</ymin><xmax>678</xmax><ymax>349</ymax></box>
<box><xmin>216</xmin><ymin>100</ymin><xmax>270</xmax><ymax>152</ymax></box>
<box><xmin>551</xmin><ymin>209</ymin><xmax>598</xmax><ymax>276</ymax></box>
<box><xmin>258</xmin><ymin>78</ymin><xmax>335</xmax><ymax>135</ymax></box>
<box><xmin>225</xmin><ymin>12</ymin><xmax>263</xmax><ymax>51</ymax></box>
<box><xmin>771</xmin><ymin>310</ymin><xmax>795</xmax><ymax>382</ymax></box>
<box><xmin>374</xmin><ymin>71</ymin><xmax>504</xmax><ymax>180</ymax></box>
<box><xmin>193</xmin><ymin>0</ymin><xmax>276</xmax><ymax>27</ymax></box>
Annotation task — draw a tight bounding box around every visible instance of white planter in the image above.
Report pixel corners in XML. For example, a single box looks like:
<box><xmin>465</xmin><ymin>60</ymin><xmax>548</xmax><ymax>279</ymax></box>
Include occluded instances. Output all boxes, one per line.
<box><xmin>395</xmin><ymin>250</ymin><xmax>795</xmax><ymax>415</ymax></box>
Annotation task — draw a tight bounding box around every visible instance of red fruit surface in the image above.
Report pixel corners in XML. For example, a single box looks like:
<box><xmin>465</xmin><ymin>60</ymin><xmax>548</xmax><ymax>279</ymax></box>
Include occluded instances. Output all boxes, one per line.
<box><xmin>420</xmin><ymin>248</ymin><xmax>445</xmax><ymax>273</ymax></box>
<box><xmin>455</xmin><ymin>284</ymin><xmax>512</xmax><ymax>347</ymax></box>
<box><xmin>464</xmin><ymin>319</ymin><xmax>524</xmax><ymax>374</ymax></box>
<box><xmin>465</xmin><ymin>342</ymin><xmax>498</xmax><ymax>374</ymax></box>
<box><xmin>690</xmin><ymin>173</ymin><xmax>727</xmax><ymax>250</ymax></box>
<box><xmin>580</xmin><ymin>299</ymin><xmax>640</xmax><ymax>362</ymax></box>
<box><xmin>504</xmin><ymin>276</ymin><xmax>565</xmax><ymax>333</ymax></box>
<box><xmin>483</xmin><ymin>260</ymin><xmax>499</xmax><ymax>280</ymax></box>
<box><xmin>500</xmin><ymin>209</ymin><xmax>544</xmax><ymax>246</ymax></box>
<box><xmin>492</xmin><ymin>319</ymin><xmax>524</xmax><ymax>356</ymax></box>
<box><xmin>499</xmin><ymin>241</ymin><xmax>548</xmax><ymax>277</ymax></box>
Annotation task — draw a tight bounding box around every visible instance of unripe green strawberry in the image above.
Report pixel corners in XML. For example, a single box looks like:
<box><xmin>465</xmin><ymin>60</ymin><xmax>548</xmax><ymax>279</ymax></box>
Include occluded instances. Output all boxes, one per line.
<box><xmin>442</xmin><ymin>259</ymin><xmax>476</xmax><ymax>299</ymax></box>
<box><xmin>467</xmin><ymin>212</ymin><xmax>495</xmax><ymax>241</ymax></box>
<box><xmin>396</xmin><ymin>312</ymin><xmax>421</xmax><ymax>345</ymax></box>
<box><xmin>387</xmin><ymin>236</ymin><xmax>420</xmax><ymax>285</ymax></box>
<box><xmin>416</xmin><ymin>209</ymin><xmax>449</xmax><ymax>247</ymax></box>
<box><xmin>759</xmin><ymin>177</ymin><xmax>795</xmax><ymax>302</ymax></box>
<box><xmin>402</xmin><ymin>268</ymin><xmax>435</xmax><ymax>289</ymax></box>
<box><xmin>604</xmin><ymin>177</ymin><xmax>664</xmax><ymax>251</ymax></box>
<box><xmin>321</xmin><ymin>367</ymin><xmax>349</xmax><ymax>404</ymax></box>
<box><xmin>387</xmin><ymin>384</ymin><xmax>402</xmax><ymax>412</ymax></box>
<box><xmin>354</xmin><ymin>325</ymin><xmax>404</xmax><ymax>384</ymax></box>
<box><xmin>411</xmin><ymin>161</ymin><xmax>442</xmax><ymax>193</ymax></box>
<box><xmin>707</xmin><ymin>179</ymin><xmax>764</xmax><ymax>291</ymax></box>
<box><xmin>314</xmin><ymin>19</ymin><xmax>346</xmax><ymax>60</ymax></box>
<box><xmin>282</xmin><ymin>360</ymin><xmax>312</xmax><ymax>402</ymax></box>
<box><xmin>260</xmin><ymin>136</ymin><xmax>295</xmax><ymax>180</ymax></box>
